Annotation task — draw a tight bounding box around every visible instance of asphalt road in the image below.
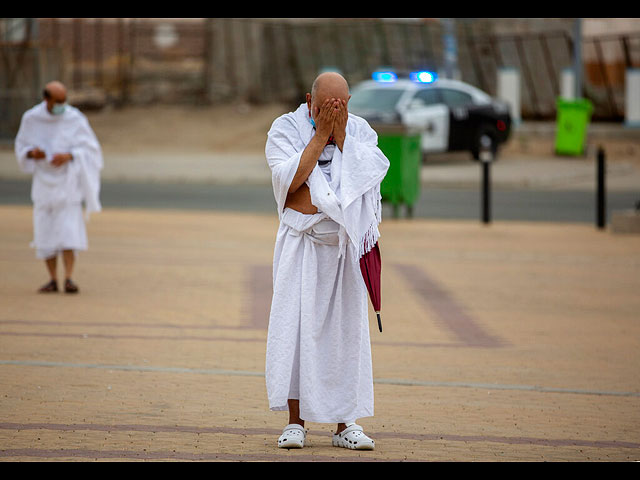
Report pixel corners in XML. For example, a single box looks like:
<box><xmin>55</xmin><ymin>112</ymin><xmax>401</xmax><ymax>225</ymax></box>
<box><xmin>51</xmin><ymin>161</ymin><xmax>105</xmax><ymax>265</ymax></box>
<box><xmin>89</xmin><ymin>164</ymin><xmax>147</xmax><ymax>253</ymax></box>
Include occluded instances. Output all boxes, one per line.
<box><xmin>1</xmin><ymin>179</ymin><xmax>638</xmax><ymax>224</ymax></box>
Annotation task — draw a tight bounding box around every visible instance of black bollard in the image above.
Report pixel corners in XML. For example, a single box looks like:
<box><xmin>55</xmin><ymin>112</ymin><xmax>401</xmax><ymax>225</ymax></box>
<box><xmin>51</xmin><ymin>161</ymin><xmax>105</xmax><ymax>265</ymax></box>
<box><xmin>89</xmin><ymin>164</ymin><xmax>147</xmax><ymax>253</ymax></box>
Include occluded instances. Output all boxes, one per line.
<box><xmin>482</xmin><ymin>161</ymin><xmax>491</xmax><ymax>224</ymax></box>
<box><xmin>480</xmin><ymin>135</ymin><xmax>493</xmax><ymax>224</ymax></box>
<box><xmin>596</xmin><ymin>147</ymin><xmax>606</xmax><ymax>229</ymax></box>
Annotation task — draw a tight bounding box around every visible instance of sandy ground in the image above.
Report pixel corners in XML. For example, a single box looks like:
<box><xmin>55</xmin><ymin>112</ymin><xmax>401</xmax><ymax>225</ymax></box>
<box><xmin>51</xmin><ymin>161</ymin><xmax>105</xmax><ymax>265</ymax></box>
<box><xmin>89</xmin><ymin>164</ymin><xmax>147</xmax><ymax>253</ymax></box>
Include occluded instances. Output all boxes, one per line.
<box><xmin>0</xmin><ymin>205</ymin><xmax>639</xmax><ymax>461</ymax></box>
<box><xmin>3</xmin><ymin>101</ymin><xmax>639</xmax><ymax>162</ymax></box>
<box><xmin>84</xmin><ymin>103</ymin><xmax>291</xmax><ymax>155</ymax></box>
<box><xmin>2</xmin><ymin>103</ymin><xmax>639</xmax><ymax>191</ymax></box>
<box><xmin>83</xmin><ymin>103</ymin><xmax>640</xmax><ymax>163</ymax></box>
<box><xmin>1</xmin><ymin>103</ymin><xmax>639</xmax><ymax>461</ymax></box>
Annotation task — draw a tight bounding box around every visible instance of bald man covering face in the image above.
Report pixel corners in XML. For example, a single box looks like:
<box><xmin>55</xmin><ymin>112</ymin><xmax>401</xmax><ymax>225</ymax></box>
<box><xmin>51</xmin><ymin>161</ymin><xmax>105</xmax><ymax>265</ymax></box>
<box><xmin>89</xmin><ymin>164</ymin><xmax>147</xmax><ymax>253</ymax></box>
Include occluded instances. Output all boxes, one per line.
<box><xmin>14</xmin><ymin>81</ymin><xmax>103</xmax><ymax>293</ymax></box>
<box><xmin>265</xmin><ymin>72</ymin><xmax>389</xmax><ymax>450</ymax></box>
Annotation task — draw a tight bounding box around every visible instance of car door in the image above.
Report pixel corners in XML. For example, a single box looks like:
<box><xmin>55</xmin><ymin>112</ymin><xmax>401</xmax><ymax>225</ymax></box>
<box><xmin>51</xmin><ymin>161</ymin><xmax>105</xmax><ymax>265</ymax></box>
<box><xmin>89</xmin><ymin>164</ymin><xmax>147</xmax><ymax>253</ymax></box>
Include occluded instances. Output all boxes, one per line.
<box><xmin>439</xmin><ymin>88</ymin><xmax>476</xmax><ymax>152</ymax></box>
<box><xmin>400</xmin><ymin>88</ymin><xmax>449</xmax><ymax>153</ymax></box>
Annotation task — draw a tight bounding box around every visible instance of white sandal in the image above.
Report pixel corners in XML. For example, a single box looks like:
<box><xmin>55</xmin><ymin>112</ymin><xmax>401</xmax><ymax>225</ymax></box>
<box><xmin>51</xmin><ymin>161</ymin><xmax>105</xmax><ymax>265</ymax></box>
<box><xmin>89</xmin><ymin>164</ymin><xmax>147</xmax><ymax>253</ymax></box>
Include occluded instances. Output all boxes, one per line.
<box><xmin>332</xmin><ymin>423</ymin><xmax>375</xmax><ymax>450</ymax></box>
<box><xmin>278</xmin><ymin>423</ymin><xmax>307</xmax><ymax>449</ymax></box>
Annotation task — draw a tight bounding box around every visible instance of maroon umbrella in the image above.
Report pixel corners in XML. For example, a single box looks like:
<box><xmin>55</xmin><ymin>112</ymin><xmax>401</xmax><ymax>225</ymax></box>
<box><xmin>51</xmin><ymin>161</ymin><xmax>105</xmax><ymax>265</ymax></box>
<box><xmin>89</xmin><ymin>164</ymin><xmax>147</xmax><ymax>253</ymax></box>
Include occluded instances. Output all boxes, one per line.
<box><xmin>360</xmin><ymin>242</ymin><xmax>383</xmax><ymax>332</ymax></box>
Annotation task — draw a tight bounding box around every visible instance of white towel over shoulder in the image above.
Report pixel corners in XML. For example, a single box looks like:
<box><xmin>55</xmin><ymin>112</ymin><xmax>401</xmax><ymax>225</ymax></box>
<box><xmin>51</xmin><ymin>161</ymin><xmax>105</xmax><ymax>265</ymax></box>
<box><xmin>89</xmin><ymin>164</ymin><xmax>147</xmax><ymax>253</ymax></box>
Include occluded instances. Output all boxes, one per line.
<box><xmin>266</xmin><ymin>103</ymin><xmax>389</xmax><ymax>259</ymax></box>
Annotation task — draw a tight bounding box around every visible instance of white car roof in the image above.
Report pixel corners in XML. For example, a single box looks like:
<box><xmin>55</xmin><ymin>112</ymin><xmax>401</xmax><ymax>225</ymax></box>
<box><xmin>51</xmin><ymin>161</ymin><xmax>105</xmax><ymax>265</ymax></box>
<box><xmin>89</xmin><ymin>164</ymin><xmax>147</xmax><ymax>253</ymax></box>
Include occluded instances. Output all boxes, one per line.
<box><xmin>352</xmin><ymin>78</ymin><xmax>492</xmax><ymax>104</ymax></box>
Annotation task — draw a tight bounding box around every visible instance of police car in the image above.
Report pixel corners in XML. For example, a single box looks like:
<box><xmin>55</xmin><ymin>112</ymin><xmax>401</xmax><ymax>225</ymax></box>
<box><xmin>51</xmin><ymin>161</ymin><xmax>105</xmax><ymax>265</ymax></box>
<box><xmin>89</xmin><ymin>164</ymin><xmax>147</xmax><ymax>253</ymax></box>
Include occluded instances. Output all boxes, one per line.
<box><xmin>349</xmin><ymin>70</ymin><xmax>512</xmax><ymax>161</ymax></box>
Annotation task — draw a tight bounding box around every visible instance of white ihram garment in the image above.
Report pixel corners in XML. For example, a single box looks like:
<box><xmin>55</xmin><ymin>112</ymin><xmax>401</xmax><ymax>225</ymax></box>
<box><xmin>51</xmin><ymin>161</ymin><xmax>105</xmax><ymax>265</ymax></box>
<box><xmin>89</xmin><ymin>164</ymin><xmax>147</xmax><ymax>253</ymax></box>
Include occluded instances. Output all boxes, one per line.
<box><xmin>14</xmin><ymin>102</ymin><xmax>103</xmax><ymax>259</ymax></box>
<box><xmin>264</xmin><ymin>103</ymin><xmax>389</xmax><ymax>423</ymax></box>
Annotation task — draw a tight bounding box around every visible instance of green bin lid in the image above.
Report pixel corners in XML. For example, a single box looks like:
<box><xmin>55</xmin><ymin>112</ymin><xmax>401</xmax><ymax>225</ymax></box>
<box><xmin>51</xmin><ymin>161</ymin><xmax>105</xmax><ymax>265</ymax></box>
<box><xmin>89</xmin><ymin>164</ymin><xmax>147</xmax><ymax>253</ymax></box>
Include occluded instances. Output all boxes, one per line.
<box><xmin>556</xmin><ymin>97</ymin><xmax>593</xmax><ymax>112</ymax></box>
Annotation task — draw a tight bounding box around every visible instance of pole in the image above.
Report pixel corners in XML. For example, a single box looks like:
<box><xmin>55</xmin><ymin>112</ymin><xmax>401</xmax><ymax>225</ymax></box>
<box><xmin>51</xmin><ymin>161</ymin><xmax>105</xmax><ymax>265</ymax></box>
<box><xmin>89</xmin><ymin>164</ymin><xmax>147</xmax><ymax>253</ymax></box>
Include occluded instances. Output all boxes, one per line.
<box><xmin>73</xmin><ymin>19</ymin><xmax>82</xmax><ymax>90</ymax></box>
<box><xmin>480</xmin><ymin>134</ymin><xmax>493</xmax><ymax>224</ymax></box>
<box><xmin>442</xmin><ymin>18</ymin><xmax>458</xmax><ymax>80</ymax></box>
<box><xmin>596</xmin><ymin>146</ymin><xmax>606</xmax><ymax>229</ymax></box>
<box><xmin>203</xmin><ymin>18</ymin><xmax>213</xmax><ymax>104</ymax></box>
<box><xmin>116</xmin><ymin>18</ymin><xmax>125</xmax><ymax>105</ymax></box>
<box><xmin>574</xmin><ymin>18</ymin><xmax>582</xmax><ymax>99</ymax></box>
<box><xmin>94</xmin><ymin>18</ymin><xmax>103</xmax><ymax>89</ymax></box>
<box><xmin>482</xmin><ymin>160</ymin><xmax>491</xmax><ymax>224</ymax></box>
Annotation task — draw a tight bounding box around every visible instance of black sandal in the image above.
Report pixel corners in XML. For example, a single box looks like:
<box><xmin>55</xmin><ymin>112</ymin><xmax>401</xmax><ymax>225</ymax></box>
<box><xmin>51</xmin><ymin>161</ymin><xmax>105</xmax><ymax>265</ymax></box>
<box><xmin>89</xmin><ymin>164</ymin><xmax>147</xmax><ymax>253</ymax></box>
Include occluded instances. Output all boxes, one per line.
<box><xmin>38</xmin><ymin>279</ymin><xmax>58</xmax><ymax>293</ymax></box>
<box><xmin>64</xmin><ymin>279</ymin><xmax>79</xmax><ymax>294</ymax></box>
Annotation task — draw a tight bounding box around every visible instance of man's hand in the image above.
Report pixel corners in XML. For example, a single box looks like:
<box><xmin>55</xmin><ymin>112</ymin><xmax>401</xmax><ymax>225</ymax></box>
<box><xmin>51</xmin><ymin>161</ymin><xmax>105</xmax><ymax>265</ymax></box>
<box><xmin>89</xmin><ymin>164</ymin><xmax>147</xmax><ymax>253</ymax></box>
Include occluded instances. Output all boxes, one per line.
<box><xmin>51</xmin><ymin>153</ymin><xmax>73</xmax><ymax>167</ymax></box>
<box><xmin>27</xmin><ymin>148</ymin><xmax>46</xmax><ymax>160</ymax></box>
<box><xmin>313</xmin><ymin>98</ymin><xmax>339</xmax><ymax>143</ymax></box>
<box><xmin>288</xmin><ymin>99</ymin><xmax>338</xmax><ymax>194</ymax></box>
<box><xmin>332</xmin><ymin>99</ymin><xmax>348</xmax><ymax>151</ymax></box>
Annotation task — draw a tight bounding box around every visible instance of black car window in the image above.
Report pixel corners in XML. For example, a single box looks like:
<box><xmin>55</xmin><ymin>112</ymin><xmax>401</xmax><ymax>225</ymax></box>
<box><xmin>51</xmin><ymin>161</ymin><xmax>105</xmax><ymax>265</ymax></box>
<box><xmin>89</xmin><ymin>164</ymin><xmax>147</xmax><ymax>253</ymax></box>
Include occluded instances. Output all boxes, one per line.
<box><xmin>439</xmin><ymin>88</ymin><xmax>473</xmax><ymax>107</ymax></box>
<box><xmin>349</xmin><ymin>88</ymin><xmax>405</xmax><ymax>113</ymax></box>
<box><xmin>413</xmin><ymin>88</ymin><xmax>442</xmax><ymax>106</ymax></box>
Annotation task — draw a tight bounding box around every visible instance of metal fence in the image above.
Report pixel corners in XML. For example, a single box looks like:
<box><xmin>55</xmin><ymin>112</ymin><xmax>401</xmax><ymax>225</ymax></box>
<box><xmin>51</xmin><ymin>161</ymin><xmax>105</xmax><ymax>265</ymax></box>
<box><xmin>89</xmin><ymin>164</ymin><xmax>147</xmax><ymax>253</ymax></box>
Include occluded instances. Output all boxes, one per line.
<box><xmin>2</xmin><ymin>18</ymin><xmax>640</xmax><ymax>139</ymax></box>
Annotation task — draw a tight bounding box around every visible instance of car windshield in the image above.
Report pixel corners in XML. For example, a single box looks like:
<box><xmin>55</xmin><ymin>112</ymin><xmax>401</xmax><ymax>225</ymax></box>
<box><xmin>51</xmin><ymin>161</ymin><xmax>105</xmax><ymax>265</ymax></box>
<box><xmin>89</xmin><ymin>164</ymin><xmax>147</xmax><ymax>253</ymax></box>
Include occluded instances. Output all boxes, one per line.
<box><xmin>349</xmin><ymin>87</ymin><xmax>405</xmax><ymax>113</ymax></box>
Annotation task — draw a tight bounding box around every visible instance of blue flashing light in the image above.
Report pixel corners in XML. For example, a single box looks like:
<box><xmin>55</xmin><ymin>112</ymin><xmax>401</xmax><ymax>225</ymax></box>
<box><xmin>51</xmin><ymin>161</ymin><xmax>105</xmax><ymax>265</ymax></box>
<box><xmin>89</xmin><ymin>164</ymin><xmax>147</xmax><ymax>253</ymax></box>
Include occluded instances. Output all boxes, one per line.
<box><xmin>372</xmin><ymin>71</ymin><xmax>397</xmax><ymax>83</ymax></box>
<box><xmin>410</xmin><ymin>71</ymin><xmax>437</xmax><ymax>84</ymax></box>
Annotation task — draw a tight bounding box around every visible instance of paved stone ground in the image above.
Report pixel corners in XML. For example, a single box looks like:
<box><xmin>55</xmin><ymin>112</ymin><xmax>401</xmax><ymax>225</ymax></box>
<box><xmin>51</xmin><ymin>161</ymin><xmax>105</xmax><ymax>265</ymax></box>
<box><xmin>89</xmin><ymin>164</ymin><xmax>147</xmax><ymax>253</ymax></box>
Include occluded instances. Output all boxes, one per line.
<box><xmin>1</xmin><ymin>205</ymin><xmax>639</xmax><ymax>462</ymax></box>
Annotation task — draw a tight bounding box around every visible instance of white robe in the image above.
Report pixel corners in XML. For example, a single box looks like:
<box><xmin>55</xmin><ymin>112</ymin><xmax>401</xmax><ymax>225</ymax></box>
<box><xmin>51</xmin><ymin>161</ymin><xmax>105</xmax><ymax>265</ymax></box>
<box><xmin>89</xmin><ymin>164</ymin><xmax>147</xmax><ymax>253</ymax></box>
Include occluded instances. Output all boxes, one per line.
<box><xmin>14</xmin><ymin>102</ymin><xmax>103</xmax><ymax>258</ymax></box>
<box><xmin>264</xmin><ymin>103</ymin><xmax>389</xmax><ymax>423</ymax></box>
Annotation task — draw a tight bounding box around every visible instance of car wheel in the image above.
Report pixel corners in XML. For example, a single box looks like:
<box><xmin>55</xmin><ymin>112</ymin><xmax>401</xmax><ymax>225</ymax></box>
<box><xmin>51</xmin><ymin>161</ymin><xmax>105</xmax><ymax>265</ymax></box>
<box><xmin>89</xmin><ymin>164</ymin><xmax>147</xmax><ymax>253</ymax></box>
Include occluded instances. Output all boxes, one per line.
<box><xmin>471</xmin><ymin>126</ymin><xmax>498</xmax><ymax>161</ymax></box>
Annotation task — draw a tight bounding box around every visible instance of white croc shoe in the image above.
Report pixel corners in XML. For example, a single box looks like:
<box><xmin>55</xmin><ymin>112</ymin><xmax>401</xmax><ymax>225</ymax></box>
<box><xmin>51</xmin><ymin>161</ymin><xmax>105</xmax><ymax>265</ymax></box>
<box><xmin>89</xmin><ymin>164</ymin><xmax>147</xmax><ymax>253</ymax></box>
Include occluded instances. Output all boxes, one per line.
<box><xmin>332</xmin><ymin>423</ymin><xmax>375</xmax><ymax>450</ymax></box>
<box><xmin>278</xmin><ymin>423</ymin><xmax>307</xmax><ymax>449</ymax></box>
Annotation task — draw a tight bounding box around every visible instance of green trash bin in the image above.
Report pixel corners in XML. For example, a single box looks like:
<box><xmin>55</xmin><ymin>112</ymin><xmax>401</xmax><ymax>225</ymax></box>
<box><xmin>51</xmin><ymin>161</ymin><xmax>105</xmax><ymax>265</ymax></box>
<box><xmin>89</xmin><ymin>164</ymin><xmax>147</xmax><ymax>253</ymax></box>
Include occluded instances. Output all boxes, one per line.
<box><xmin>555</xmin><ymin>97</ymin><xmax>593</xmax><ymax>155</ymax></box>
<box><xmin>375</xmin><ymin>124</ymin><xmax>421</xmax><ymax>218</ymax></box>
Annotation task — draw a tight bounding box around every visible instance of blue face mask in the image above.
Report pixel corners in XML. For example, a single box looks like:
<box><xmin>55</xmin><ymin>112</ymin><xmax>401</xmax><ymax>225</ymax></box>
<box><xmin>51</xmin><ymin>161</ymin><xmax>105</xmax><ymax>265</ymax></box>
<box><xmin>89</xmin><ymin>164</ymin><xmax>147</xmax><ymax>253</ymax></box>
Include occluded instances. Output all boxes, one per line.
<box><xmin>51</xmin><ymin>103</ymin><xmax>67</xmax><ymax>115</ymax></box>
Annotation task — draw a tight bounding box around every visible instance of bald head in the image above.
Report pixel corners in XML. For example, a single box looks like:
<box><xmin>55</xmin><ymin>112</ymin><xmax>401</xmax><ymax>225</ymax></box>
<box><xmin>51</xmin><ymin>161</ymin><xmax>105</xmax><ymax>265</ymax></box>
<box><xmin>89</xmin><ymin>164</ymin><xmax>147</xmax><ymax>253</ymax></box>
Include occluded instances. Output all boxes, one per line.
<box><xmin>44</xmin><ymin>81</ymin><xmax>67</xmax><ymax>102</ymax></box>
<box><xmin>310</xmin><ymin>72</ymin><xmax>350</xmax><ymax>103</ymax></box>
<box><xmin>43</xmin><ymin>81</ymin><xmax>67</xmax><ymax>114</ymax></box>
<box><xmin>306</xmin><ymin>72</ymin><xmax>351</xmax><ymax>121</ymax></box>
